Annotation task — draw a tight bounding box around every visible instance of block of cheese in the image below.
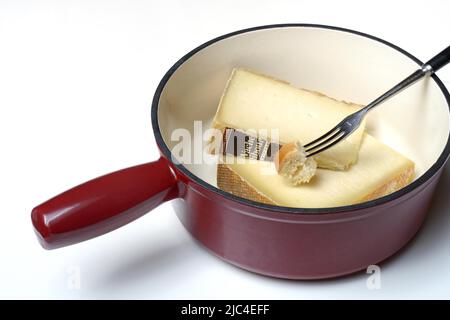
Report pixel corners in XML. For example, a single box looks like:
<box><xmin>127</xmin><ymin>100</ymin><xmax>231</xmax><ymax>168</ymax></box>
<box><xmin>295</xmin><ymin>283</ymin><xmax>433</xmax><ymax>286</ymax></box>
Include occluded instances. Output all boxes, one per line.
<box><xmin>211</xmin><ymin>68</ymin><xmax>366</xmax><ymax>170</ymax></box>
<box><xmin>218</xmin><ymin>134</ymin><xmax>415</xmax><ymax>208</ymax></box>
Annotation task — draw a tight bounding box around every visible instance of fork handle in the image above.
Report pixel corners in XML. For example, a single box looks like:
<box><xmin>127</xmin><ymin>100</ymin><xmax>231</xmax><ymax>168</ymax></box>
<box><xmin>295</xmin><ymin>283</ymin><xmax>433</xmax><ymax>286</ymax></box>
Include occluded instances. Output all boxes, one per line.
<box><xmin>425</xmin><ymin>45</ymin><xmax>450</xmax><ymax>72</ymax></box>
<box><xmin>362</xmin><ymin>45</ymin><xmax>450</xmax><ymax>113</ymax></box>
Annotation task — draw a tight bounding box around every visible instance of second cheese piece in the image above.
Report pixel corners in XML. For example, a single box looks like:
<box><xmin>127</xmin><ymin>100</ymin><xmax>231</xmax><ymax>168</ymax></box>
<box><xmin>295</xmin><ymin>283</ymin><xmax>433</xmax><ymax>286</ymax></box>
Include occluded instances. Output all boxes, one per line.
<box><xmin>212</xmin><ymin>68</ymin><xmax>366</xmax><ymax>170</ymax></box>
<box><xmin>219</xmin><ymin>134</ymin><xmax>415</xmax><ymax>208</ymax></box>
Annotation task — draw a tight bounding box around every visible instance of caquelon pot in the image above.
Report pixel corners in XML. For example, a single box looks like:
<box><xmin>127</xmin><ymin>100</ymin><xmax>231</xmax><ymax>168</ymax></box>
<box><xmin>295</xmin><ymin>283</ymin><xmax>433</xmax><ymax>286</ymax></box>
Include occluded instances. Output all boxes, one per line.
<box><xmin>32</xmin><ymin>24</ymin><xmax>450</xmax><ymax>279</ymax></box>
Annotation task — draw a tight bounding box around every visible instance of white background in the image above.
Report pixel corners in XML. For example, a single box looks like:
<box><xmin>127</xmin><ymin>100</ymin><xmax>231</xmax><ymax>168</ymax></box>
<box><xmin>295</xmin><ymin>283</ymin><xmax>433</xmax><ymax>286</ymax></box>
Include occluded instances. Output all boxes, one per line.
<box><xmin>1</xmin><ymin>0</ymin><xmax>449</xmax><ymax>299</ymax></box>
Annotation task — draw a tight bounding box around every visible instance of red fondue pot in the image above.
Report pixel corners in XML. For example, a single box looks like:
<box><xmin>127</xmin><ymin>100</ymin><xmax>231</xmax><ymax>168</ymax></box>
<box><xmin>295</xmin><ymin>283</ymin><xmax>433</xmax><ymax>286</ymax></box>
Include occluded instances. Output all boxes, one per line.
<box><xmin>31</xmin><ymin>24</ymin><xmax>450</xmax><ymax>279</ymax></box>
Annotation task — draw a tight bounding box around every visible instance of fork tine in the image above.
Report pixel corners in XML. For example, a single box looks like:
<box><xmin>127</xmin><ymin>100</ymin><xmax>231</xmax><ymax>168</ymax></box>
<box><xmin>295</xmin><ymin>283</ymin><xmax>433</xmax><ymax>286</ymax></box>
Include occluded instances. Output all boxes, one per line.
<box><xmin>306</xmin><ymin>131</ymin><xmax>347</xmax><ymax>158</ymax></box>
<box><xmin>303</xmin><ymin>126</ymin><xmax>341</xmax><ymax>149</ymax></box>
<box><xmin>304</xmin><ymin>128</ymin><xmax>344</xmax><ymax>153</ymax></box>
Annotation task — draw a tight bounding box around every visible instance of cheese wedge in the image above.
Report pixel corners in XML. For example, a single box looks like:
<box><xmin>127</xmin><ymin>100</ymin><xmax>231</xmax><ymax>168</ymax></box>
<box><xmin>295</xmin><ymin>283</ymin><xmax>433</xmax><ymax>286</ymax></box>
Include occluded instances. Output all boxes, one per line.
<box><xmin>218</xmin><ymin>134</ymin><xmax>415</xmax><ymax>208</ymax></box>
<box><xmin>211</xmin><ymin>68</ymin><xmax>366</xmax><ymax>170</ymax></box>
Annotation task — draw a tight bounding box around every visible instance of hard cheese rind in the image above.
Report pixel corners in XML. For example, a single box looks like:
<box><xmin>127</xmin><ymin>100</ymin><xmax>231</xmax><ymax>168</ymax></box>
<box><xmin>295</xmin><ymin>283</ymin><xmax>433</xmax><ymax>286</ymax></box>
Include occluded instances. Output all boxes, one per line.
<box><xmin>212</xmin><ymin>68</ymin><xmax>366</xmax><ymax>170</ymax></box>
<box><xmin>218</xmin><ymin>133</ymin><xmax>415</xmax><ymax>208</ymax></box>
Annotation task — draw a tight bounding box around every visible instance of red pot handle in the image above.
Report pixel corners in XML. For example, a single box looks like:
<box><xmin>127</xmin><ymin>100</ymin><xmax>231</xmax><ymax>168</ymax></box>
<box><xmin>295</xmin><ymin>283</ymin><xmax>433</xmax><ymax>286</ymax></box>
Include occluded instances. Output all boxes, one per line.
<box><xmin>31</xmin><ymin>157</ymin><xmax>179</xmax><ymax>249</ymax></box>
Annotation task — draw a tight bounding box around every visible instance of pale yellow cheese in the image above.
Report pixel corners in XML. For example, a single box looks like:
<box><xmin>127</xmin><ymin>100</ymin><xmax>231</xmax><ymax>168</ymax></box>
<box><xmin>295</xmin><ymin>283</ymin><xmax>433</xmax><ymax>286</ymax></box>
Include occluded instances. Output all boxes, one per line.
<box><xmin>221</xmin><ymin>134</ymin><xmax>414</xmax><ymax>208</ymax></box>
<box><xmin>212</xmin><ymin>68</ymin><xmax>366</xmax><ymax>170</ymax></box>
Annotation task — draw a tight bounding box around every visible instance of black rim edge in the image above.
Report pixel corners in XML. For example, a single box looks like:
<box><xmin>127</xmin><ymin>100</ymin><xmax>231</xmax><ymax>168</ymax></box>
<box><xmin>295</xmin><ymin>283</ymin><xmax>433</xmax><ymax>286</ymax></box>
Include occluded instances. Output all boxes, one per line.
<box><xmin>151</xmin><ymin>23</ymin><xmax>450</xmax><ymax>215</ymax></box>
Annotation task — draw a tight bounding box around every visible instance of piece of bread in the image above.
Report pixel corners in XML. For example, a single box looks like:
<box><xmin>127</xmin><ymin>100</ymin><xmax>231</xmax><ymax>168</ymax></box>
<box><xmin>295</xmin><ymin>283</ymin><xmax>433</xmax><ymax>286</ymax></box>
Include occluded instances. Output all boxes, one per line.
<box><xmin>218</xmin><ymin>134</ymin><xmax>415</xmax><ymax>208</ymax></box>
<box><xmin>274</xmin><ymin>141</ymin><xmax>317</xmax><ymax>185</ymax></box>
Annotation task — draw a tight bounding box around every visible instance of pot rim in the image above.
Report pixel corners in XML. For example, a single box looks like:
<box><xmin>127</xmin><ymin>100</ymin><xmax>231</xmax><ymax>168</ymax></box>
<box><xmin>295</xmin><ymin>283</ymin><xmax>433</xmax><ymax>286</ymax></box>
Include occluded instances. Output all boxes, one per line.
<box><xmin>151</xmin><ymin>23</ymin><xmax>450</xmax><ymax>215</ymax></box>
